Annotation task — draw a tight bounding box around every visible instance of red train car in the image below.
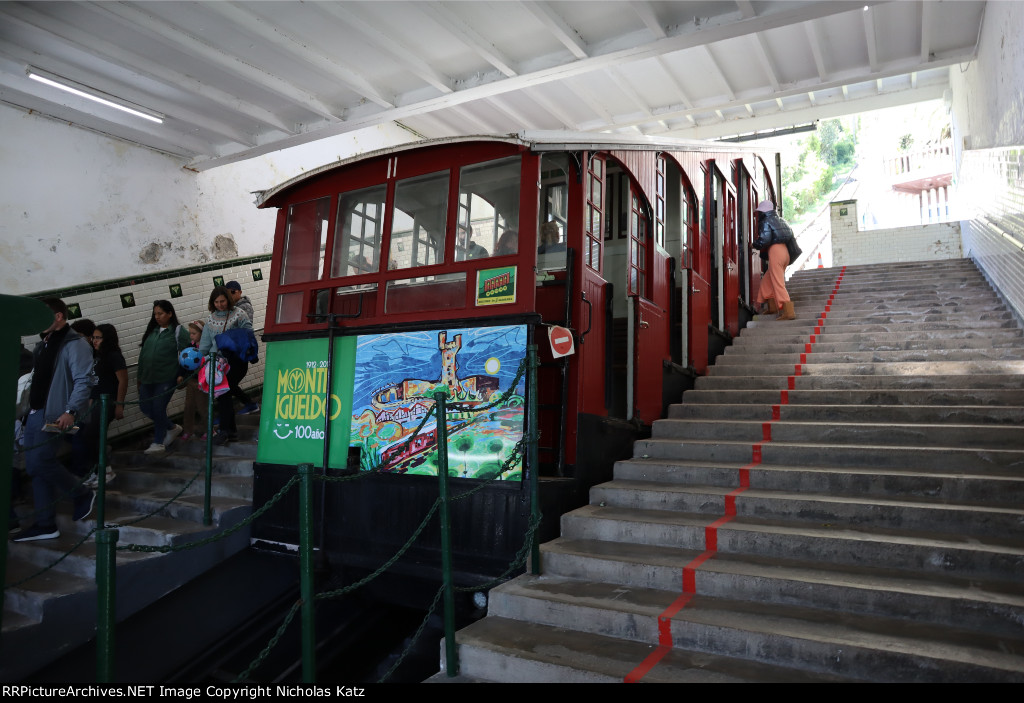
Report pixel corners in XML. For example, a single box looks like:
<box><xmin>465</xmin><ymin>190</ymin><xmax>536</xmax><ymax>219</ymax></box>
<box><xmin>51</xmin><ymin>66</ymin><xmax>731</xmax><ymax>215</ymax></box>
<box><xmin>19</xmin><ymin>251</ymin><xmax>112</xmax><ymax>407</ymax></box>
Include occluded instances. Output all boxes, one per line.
<box><xmin>250</xmin><ymin>133</ymin><xmax>777</xmax><ymax>602</ymax></box>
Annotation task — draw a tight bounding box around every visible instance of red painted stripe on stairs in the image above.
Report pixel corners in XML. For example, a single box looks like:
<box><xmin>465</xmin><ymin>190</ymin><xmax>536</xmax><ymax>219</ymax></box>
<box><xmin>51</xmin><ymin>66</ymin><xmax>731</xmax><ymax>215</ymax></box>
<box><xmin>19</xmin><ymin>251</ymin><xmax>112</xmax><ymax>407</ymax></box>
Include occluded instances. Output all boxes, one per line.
<box><xmin>625</xmin><ymin>457</ymin><xmax>761</xmax><ymax>682</ymax></box>
<box><xmin>779</xmin><ymin>390</ymin><xmax>789</xmax><ymax>405</ymax></box>
<box><xmin>772</xmin><ymin>404</ymin><xmax>780</xmax><ymax>420</ymax></box>
<box><xmin>762</xmin><ymin>422</ymin><xmax>772</xmax><ymax>441</ymax></box>
<box><xmin>800</xmin><ymin>353</ymin><xmax>807</xmax><ymax>364</ymax></box>
<box><xmin>788</xmin><ymin>375</ymin><xmax>796</xmax><ymax>389</ymax></box>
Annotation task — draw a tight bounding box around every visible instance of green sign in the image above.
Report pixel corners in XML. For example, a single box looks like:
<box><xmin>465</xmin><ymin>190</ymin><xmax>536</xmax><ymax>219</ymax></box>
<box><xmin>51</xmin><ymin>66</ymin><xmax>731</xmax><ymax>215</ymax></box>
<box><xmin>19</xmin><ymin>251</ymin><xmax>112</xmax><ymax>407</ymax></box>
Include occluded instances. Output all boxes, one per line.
<box><xmin>257</xmin><ymin>337</ymin><xmax>357</xmax><ymax>468</ymax></box>
<box><xmin>475</xmin><ymin>265</ymin><xmax>517</xmax><ymax>306</ymax></box>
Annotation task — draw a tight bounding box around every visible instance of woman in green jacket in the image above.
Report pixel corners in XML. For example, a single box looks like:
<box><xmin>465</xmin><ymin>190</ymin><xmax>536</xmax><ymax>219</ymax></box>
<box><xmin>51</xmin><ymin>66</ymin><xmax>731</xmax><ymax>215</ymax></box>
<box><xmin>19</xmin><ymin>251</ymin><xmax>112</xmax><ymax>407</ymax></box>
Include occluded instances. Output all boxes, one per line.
<box><xmin>138</xmin><ymin>300</ymin><xmax>188</xmax><ymax>454</ymax></box>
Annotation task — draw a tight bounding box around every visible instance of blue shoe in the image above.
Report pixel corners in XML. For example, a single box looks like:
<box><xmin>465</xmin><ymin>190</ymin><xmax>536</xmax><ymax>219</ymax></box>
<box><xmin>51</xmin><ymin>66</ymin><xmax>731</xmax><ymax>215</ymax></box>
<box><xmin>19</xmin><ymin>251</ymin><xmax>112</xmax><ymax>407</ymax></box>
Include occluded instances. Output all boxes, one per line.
<box><xmin>13</xmin><ymin>523</ymin><xmax>60</xmax><ymax>542</ymax></box>
<box><xmin>238</xmin><ymin>403</ymin><xmax>260</xmax><ymax>415</ymax></box>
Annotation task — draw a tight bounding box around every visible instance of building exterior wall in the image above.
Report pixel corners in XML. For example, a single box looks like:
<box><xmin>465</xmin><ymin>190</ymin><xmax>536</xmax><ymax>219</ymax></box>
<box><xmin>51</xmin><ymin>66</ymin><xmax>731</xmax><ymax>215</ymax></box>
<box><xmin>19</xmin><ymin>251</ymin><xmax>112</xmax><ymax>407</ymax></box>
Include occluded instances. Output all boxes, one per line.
<box><xmin>20</xmin><ymin>256</ymin><xmax>270</xmax><ymax>439</ymax></box>
<box><xmin>829</xmin><ymin>199</ymin><xmax>962</xmax><ymax>267</ymax></box>
<box><xmin>948</xmin><ymin>1</ymin><xmax>1024</xmax><ymax>326</ymax></box>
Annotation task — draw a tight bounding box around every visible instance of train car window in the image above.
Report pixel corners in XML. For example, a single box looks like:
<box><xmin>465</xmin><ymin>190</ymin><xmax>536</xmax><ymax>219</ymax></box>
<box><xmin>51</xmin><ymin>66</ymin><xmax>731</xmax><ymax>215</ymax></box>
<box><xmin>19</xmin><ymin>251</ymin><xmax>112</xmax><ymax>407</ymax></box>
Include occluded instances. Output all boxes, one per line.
<box><xmin>388</xmin><ymin>171</ymin><xmax>449</xmax><ymax>270</ymax></box>
<box><xmin>330</xmin><ymin>184</ymin><xmax>386</xmax><ymax>278</ymax></box>
<box><xmin>539</xmin><ymin>153</ymin><xmax>569</xmax><ymax>271</ymax></box>
<box><xmin>275</xmin><ymin>290</ymin><xmax>306</xmax><ymax>325</ymax></box>
<box><xmin>456</xmin><ymin>157</ymin><xmax>521</xmax><ymax>260</ymax></box>
<box><xmin>655</xmin><ymin>157</ymin><xmax>666</xmax><ymax>249</ymax></box>
<box><xmin>279</xmin><ymin>197</ymin><xmax>329</xmax><ymax>285</ymax></box>
<box><xmin>585</xmin><ymin>157</ymin><xmax>604</xmax><ymax>271</ymax></box>
<box><xmin>385</xmin><ymin>272</ymin><xmax>466</xmax><ymax>314</ymax></box>
<box><xmin>627</xmin><ymin>191</ymin><xmax>649</xmax><ymax>297</ymax></box>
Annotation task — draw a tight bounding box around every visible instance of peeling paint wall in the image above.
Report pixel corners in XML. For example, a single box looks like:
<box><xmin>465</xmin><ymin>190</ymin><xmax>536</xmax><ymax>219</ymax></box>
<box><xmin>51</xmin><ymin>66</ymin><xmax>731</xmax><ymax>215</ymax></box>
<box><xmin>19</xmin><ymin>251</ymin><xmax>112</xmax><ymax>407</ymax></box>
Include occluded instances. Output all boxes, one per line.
<box><xmin>0</xmin><ymin>102</ymin><xmax>417</xmax><ymax>294</ymax></box>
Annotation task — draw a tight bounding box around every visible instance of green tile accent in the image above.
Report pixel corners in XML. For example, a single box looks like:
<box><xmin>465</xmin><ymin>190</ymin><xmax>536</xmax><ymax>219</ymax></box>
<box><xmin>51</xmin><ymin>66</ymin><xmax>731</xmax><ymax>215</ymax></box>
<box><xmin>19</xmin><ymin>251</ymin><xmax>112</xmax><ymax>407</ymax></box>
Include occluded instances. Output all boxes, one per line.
<box><xmin>66</xmin><ymin>303</ymin><xmax>82</xmax><ymax>319</ymax></box>
<box><xmin>120</xmin><ymin>293</ymin><xmax>136</xmax><ymax>309</ymax></box>
<box><xmin>25</xmin><ymin>254</ymin><xmax>273</xmax><ymax>299</ymax></box>
<box><xmin>252</xmin><ymin>268</ymin><xmax>264</xmax><ymax>281</ymax></box>
<box><xmin>212</xmin><ymin>275</ymin><xmax>225</xmax><ymax>288</ymax></box>
<box><xmin>169</xmin><ymin>283</ymin><xmax>183</xmax><ymax>298</ymax></box>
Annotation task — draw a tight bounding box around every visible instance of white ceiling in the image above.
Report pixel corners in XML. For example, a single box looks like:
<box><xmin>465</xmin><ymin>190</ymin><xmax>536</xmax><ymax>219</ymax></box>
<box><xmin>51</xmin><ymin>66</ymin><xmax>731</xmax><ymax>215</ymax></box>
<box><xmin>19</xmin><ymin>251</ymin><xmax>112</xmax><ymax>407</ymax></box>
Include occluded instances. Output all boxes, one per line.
<box><xmin>0</xmin><ymin>1</ymin><xmax>986</xmax><ymax>171</ymax></box>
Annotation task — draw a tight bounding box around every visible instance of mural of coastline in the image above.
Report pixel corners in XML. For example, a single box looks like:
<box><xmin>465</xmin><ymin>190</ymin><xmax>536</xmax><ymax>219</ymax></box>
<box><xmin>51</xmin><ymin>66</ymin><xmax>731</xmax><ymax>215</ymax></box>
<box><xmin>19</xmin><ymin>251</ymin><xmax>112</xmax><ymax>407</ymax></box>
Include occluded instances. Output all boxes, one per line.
<box><xmin>351</xmin><ymin>325</ymin><xmax>527</xmax><ymax>480</ymax></box>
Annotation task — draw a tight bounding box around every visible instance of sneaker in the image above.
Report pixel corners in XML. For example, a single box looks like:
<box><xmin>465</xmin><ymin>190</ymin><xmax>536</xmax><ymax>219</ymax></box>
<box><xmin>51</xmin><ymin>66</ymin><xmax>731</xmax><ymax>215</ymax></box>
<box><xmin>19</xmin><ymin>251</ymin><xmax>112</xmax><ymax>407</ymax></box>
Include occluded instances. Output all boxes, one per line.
<box><xmin>213</xmin><ymin>431</ymin><xmax>235</xmax><ymax>446</ymax></box>
<box><xmin>73</xmin><ymin>490</ymin><xmax>96</xmax><ymax>522</ymax></box>
<box><xmin>238</xmin><ymin>403</ymin><xmax>260</xmax><ymax>415</ymax></box>
<box><xmin>180</xmin><ymin>432</ymin><xmax>192</xmax><ymax>441</ymax></box>
<box><xmin>13</xmin><ymin>523</ymin><xmax>60</xmax><ymax>542</ymax></box>
<box><xmin>163</xmin><ymin>424</ymin><xmax>183</xmax><ymax>446</ymax></box>
<box><xmin>86</xmin><ymin>466</ymin><xmax>116</xmax><ymax>489</ymax></box>
<box><xmin>197</xmin><ymin>433</ymin><xmax>207</xmax><ymax>441</ymax></box>
<box><xmin>144</xmin><ymin>442</ymin><xmax>165</xmax><ymax>454</ymax></box>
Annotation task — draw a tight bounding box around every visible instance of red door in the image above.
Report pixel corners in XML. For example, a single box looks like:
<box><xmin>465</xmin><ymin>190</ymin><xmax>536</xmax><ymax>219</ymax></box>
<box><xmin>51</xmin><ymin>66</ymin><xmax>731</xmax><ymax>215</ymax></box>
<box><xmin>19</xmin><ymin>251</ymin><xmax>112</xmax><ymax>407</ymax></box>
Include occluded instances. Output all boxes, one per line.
<box><xmin>577</xmin><ymin>154</ymin><xmax>609</xmax><ymax>418</ymax></box>
<box><xmin>722</xmin><ymin>183</ymin><xmax>740</xmax><ymax>337</ymax></box>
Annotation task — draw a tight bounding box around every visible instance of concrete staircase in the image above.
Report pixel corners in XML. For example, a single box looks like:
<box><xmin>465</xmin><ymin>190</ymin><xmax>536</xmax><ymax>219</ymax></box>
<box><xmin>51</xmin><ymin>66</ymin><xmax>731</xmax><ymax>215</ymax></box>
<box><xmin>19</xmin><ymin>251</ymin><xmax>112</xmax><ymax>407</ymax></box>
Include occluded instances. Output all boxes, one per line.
<box><xmin>2</xmin><ymin>416</ymin><xmax>259</xmax><ymax>681</ymax></box>
<box><xmin>447</xmin><ymin>259</ymin><xmax>1024</xmax><ymax>682</ymax></box>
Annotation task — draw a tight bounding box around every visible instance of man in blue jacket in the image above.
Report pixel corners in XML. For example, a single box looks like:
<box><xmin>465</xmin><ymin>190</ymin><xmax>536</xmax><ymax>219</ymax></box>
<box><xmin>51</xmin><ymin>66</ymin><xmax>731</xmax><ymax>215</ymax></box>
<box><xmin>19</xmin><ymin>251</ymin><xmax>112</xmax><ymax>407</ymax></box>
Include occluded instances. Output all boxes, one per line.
<box><xmin>13</xmin><ymin>298</ymin><xmax>97</xmax><ymax>541</ymax></box>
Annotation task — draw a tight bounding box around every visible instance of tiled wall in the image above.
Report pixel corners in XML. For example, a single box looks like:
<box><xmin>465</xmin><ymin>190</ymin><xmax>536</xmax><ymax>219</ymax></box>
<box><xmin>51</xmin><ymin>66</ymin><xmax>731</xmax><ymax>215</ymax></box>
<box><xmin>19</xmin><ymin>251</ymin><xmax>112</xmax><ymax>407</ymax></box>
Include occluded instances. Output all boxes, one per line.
<box><xmin>957</xmin><ymin>146</ymin><xmax>1024</xmax><ymax>326</ymax></box>
<box><xmin>829</xmin><ymin>200</ymin><xmax>963</xmax><ymax>266</ymax></box>
<box><xmin>21</xmin><ymin>256</ymin><xmax>272</xmax><ymax>439</ymax></box>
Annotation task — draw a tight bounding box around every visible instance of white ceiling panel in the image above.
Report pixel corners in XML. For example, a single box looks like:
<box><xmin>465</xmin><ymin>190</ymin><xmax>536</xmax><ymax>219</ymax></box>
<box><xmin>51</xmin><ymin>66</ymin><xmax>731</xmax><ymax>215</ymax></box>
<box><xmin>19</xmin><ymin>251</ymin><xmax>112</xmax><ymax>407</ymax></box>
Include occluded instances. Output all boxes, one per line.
<box><xmin>0</xmin><ymin>1</ymin><xmax>987</xmax><ymax>169</ymax></box>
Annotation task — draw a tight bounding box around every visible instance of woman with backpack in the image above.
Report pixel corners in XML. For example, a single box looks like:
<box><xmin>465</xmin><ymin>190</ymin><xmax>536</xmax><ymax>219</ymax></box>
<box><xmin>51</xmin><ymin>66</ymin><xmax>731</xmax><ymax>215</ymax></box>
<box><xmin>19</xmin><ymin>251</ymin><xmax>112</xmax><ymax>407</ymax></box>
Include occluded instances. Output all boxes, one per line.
<box><xmin>753</xmin><ymin>200</ymin><xmax>801</xmax><ymax>321</ymax></box>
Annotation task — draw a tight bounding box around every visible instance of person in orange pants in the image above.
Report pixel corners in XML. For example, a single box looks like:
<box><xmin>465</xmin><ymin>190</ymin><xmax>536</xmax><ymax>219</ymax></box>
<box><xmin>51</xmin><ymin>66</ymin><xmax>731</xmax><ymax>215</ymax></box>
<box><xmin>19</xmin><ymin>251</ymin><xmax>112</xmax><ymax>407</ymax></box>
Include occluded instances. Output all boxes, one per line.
<box><xmin>753</xmin><ymin>200</ymin><xmax>796</xmax><ymax>320</ymax></box>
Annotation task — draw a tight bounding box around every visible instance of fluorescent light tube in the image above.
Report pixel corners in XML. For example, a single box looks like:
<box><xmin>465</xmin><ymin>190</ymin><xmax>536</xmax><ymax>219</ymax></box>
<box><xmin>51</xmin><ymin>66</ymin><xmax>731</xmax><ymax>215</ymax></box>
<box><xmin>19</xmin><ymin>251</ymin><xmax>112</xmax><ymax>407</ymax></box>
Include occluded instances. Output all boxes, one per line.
<box><xmin>27</xmin><ymin>68</ymin><xmax>164</xmax><ymax>124</ymax></box>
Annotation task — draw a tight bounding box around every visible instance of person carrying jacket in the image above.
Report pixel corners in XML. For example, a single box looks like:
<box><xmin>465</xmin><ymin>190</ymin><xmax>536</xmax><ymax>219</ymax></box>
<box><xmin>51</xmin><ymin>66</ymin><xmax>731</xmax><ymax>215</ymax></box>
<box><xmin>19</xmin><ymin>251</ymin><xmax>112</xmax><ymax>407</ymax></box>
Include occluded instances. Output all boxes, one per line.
<box><xmin>753</xmin><ymin>200</ymin><xmax>798</xmax><ymax>321</ymax></box>
<box><xmin>14</xmin><ymin>298</ymin><xmax>97</xmax><ymax>541</ymax></box>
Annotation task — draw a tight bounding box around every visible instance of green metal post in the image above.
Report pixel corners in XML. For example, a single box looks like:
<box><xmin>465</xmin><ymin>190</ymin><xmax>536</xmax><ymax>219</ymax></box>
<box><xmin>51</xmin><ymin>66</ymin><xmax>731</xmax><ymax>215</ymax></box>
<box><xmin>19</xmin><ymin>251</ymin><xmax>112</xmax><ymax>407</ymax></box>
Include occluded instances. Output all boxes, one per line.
<box><xmin>433</xmin><ymin>389</ymin><xmax>458</xmax><ymax>677</ymax></box>
<box><xmin>203</xmin><ymin>351</ymin><xmax>217</xmax><ymax>526</ymax></box>
<box><xmin>96</xmin><ymin>528</ymin><xmax>118</xmax><ymax>682</ymax></box>
<box><xmin>97</xmin><ymin>394</ymin><xmax>110</xmax><ymax>527</ymax></box>
<box><xmin>528</xmin><ymin>345</ymin><xmax>541</xmax><ymax>575</ymax></box>
<box><xmin>297</xmin><ymin>463</ymin><xmax>317</xmax><ymax>683</ymax></box>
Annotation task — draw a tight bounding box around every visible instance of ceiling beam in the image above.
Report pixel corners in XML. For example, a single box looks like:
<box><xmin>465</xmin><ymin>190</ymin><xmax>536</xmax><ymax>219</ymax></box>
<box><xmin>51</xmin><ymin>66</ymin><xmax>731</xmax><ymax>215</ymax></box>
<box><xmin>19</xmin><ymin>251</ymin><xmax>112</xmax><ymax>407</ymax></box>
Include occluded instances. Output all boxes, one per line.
<box><xmin>0</xmin><ymin>3</ymin><xmax>295</xmax><ymax>134</ymax></box>
<box><xmin>750</xmin><ymin>33</ymin><xmax>781</xmax><ymax>92</ymax></box>
<box><xmin>316</xmin><ymin>3</ymin><xmax>455</xmax><ymax>94</ymax></box>
<box><xmin>521</xmin><ymin>2</ymin><xmax>589</xmax><ymax>59</ymax></box>
<box><xmin>519</xmin><ymin>87</ymin><xmax>580</xmax><ymax>131</ymax></box>
<box><xmin>486</xmin><ymin>94</ymin><xmax>544</xmax><ymax>130</ymax></box>
<box><xmin>205</xmin><ymin>2</ymin><xmax>395</xmax><ymax>109</ymax></box>
<box><xmin>631</xmin><ymin>2</ymin><xmax>667</xmax><ymax>40</ymax></box>
<box><xmin>804</xmin><ymin>20</ymin><xmax>828</xmax><ymax>81</ymax></box>
<box><xmin>920</xmin><ymin>1</ymin><xmax>933</xmax><ymax>63</ymax></box>
<box><xmin>702</xmin><ymin>45</ymin><xmax>736</xmax><ymax>101</ymax></box>
<box><xmin>419</xmin><ymin>2</ymin><xmax>518</xmax><ymax>77</ymax></box>
<box><xmin>665</xmin><ymin>82</ymin><xmax>947</xmax><ymax>141</ymax></box>
<box><xmin>92</xmin><ymin>2</ymin><xmax>343</xmax><ymax>121</ymax></box>
<box><xmin>863</xmin><ymin>6</ymin><xmax>879</xmax><ymax>73</ymax></box>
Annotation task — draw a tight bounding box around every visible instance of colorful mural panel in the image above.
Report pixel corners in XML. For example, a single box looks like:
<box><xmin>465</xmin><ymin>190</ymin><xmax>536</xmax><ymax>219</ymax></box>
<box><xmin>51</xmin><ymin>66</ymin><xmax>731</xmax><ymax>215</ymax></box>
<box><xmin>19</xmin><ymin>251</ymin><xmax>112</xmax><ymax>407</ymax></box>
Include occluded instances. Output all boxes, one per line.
<box><xmin>351</xmin><ymin>325</ymin><xmax>527</xmax><ymax>480</ymax></box>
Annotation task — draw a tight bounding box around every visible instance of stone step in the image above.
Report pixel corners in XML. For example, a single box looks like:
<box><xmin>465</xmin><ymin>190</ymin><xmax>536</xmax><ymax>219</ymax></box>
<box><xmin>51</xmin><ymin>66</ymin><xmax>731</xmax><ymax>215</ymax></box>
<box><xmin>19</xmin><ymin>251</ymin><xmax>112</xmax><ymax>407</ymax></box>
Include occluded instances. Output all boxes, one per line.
<box><xmin>651</xmin><ymin>418</ymin><xmax>1023</xmax><ymax>450</ymax></box>
<box><xmin>487</xmin><ymin>575</ymin><xmax>1024</xmax><ymax>682</ymax></box>
<box><xmin>678</xmin><ymin>388</ymin><xmax>1024</xmax><ymax>406</ymax></box>
<box><xmin>715</xmin><ymin>348</ymin><xmax>1024</xmax><ymax>366</ymax></box>
<box><xmin>693</xmin><ymin>373</ymin><xmax>1024</xmax><ymax>391</ymax></box>
<box><xmin>540</xmin><ymin>538</ymin><xmax>1024</xmax><ymax>639</ymax></box>
<box><xmin>589</xmin><ymin>479</ymin><xmax>1024</xmax><ymax>536</ymax></box>
<box><xmin>612</xmin><ymin>458</ymin><xmax>1024</xmax><ymax>504</ymax></box>
<box><xmin>740</xmin><ymin>318</ymin><xmax>1019</xmax><ymax>338</ymax></box>
<box><xmin>110</xmin><ymin>466</ymin><xmax>253</xmax><ymax>499</ymax></box>
<box><xmin>449</xmin><ymin>616</ymin><xmax>850</xmax><ymax>683</ymax></box>
<box><xmin>560</xmin><ymin>505</ymin><xmax>1024</xmax><ymax>581</ymax></box>
<box><xmin>633</xmin><ymin>437</ymin><xmax>1024</xmax><ymax>472</ymax></box>
<box><xmin>724</xmin><ymin>338</ymin><xmax>1024</xmax><ymax>357</ymax></box>
<box><xmin>730</xmin><ymin>328</ymin><xmax>1024</xmax><ymax>348</ymax></box>
<box><xmin>706</xmin><ymin>359</ymin><xmax>1024</xmax><ymax>377</ymax></box>
<box><xmin>668</xmin><ymin>402</ymin><xmax>1024</xmax><ymax>425</ymax></box>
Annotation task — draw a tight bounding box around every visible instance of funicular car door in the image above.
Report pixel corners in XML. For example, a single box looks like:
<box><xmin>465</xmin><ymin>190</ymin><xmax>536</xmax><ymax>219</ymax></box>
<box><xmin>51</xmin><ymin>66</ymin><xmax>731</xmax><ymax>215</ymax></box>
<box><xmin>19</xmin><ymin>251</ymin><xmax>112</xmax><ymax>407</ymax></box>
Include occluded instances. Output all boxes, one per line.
<box><xmin>576</xmin><ymin>153</ymin><xmax>609</xmax><ymax>420</ymax></box>
<box><xmin>708</xmin><ymin>161</ymin><xmax>740</xmax><ymax>338</ymax></box>
<box><xmin>626</xmin><ymin>181</ymin><xmax>670</xmax><ymax>424</ymax></box>
<box><xmin>734</xmin><ymin>159</ymin><xmax>761</xmax><ymax>309</ymax></box>
<box><xmin>688</xmin><ymin>169</ymin><xmax>712</xmax><ymax>375</ymax></box>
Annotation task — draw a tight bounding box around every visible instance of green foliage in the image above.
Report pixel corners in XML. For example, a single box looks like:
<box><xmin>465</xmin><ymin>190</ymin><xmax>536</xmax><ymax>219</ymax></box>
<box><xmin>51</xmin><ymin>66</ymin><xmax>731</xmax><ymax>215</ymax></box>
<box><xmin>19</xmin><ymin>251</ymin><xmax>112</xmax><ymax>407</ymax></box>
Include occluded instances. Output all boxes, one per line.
<box><xmin>898</xmin><ymin>134</ymin><xmax>914</xmax><ymax>151</ymax></box>
<box><xmin>780</xmin><ymin>117</ymin><xmax>858</xmax><ymax>219</ymax></box>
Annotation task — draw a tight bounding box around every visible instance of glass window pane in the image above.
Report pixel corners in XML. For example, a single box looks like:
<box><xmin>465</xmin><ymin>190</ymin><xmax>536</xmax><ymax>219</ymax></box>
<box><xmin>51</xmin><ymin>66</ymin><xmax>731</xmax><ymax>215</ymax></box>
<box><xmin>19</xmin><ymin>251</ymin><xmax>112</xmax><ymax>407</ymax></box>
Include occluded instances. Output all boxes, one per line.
<box><xmin>280</xmin><ymin>198</ymin><xmax>329</xmax><ymax>285</ymax></box>
<box><xmin>388</xmin><ymin>171</ymin><xmax>449</xmax><ymax>271</ymax></box>
<box><xmin>331</xmin><ymin>185</ymin><xmax>386</xmax><ymax>278</ymax></box>
<box><xmin>456</xmin><ymin>157</ymin><xmax>521</xmax><ymax>261</ymax></box>
<box><xmin>276</xmin><ymin>291</ymin><xmax>305</xmax><ymax>324</ymax></box>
